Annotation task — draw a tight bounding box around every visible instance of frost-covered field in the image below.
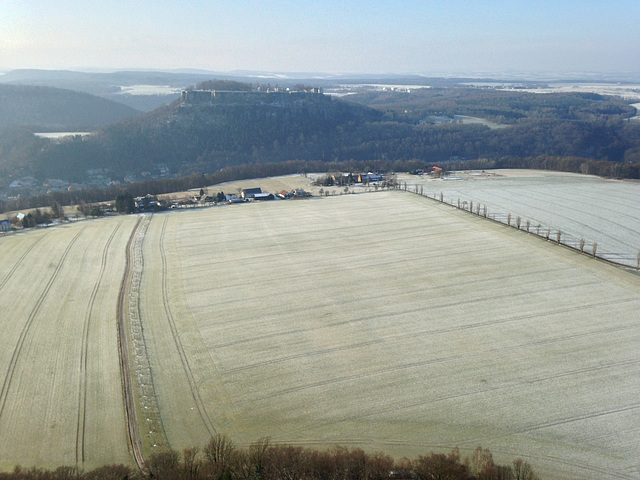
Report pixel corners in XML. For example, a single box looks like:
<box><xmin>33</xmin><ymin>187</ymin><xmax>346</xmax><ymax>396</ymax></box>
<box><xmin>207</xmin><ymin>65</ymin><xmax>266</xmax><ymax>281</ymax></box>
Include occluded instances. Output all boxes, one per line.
<box><xmin>0</xmin><ymin>217</ymin><xmax>138</xmax><ymax>471</ymax></box>
<box><xmin>398</xmin><ymin>170</ymin><xmax>640</xmax><ymax>267</ymax></box>
<box><xmin>1</xmin><ymin>187</ymin><xmax>638</xmax><ymax>479</ymax></box>
<box><xmin>137</xmin><ymin>192</ymin><xmax>639</xmax><ymax>480</ymax></box>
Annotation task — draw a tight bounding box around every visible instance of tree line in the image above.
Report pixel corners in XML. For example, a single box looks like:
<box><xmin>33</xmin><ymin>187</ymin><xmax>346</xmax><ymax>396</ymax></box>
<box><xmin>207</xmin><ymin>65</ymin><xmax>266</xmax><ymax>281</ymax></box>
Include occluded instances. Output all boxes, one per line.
<box><xmin>2</xmin><ymin>155</ymin><xmax>639</xmax><ymax>216</ymax></box>
<box><xmin>0</xmin><ymin>435</ymin><xmax>541</xmax><ymax>480</ymax></box>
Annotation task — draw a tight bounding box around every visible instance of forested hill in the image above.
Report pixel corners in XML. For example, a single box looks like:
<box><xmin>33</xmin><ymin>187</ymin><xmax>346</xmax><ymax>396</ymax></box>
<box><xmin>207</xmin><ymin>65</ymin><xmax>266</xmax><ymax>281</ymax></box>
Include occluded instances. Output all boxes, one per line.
<box><xmin>1</xmin><ymin>91</ymin><xmax>382</xmax><ymax>183</ymax></box>
<box><xmin>1</xmin><ymin>86</ymin><xmax>640</xmax><ymax>193</ymax></box>
<box><xmin>0</xmin><ymin>84</ymin><xmax>141</xmax><ymax>130</ymax></box>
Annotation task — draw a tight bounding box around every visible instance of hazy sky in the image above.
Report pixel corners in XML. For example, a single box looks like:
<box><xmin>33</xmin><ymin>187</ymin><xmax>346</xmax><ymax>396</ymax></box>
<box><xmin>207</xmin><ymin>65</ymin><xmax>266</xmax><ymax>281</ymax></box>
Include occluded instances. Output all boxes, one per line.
<box><xmin>1</xmin><ymin>0</ymin><xmax>639</xmax><ymax>75</ymax></box>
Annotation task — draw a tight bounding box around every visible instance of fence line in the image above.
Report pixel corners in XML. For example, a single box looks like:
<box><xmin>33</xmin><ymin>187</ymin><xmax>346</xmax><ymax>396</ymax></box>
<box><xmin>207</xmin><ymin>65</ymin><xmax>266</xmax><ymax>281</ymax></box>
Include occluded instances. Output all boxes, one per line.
<box><xmin>394</xmin><ymin>182</ymin><xmax>639</xmax><ymax>271</ymax></box>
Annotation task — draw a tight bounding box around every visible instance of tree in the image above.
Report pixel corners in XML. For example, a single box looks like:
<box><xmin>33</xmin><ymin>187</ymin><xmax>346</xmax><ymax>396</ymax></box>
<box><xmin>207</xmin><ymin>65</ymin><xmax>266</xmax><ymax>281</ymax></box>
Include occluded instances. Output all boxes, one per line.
<box><xmin>182</xmin><ymin>447</ymin><xmax>202</xmax><ymax>480</ymax></box>
<box><xmin>115</xmin><ymin>193</ymin><xmax>135</xmax><ymax>214</ymax></box>
<box><xmin>21</xmin><ymin>213</ymin><xmax>36</xmax><ymax>228</ymax></box>
<box><xmin>414</xmin><ymin>449</ymin><xmax>472</xmax><ymax>480</ymax></box>
<box><xmin>204</xmin><ymin>434</ymin><xmax>236</xmax><ymax>479</ymax></box>
<box><xmin>50</xmin><ymin>201</ymin><xmax>64</xmax><ymax>219</ymax></box>
<box><xmin>148</xmin><ymin>449</ymin><xmax>181</xmax><ymax>480</ymax></box>
<box><xmin>83</xmin><ymin>464</ymin><xmax>137</xmax><ymax>480</ymax></box>
<box><xmin>511</xmin><ymin>459</ymin><xmax>539</xmax><ymax>480</ymax></box>
<box><xmin>470</xmin><ymin>447</ymin><xmax>495</xmax><ymax>479</ymax></box>
<box><xmin>247</xmin><ymin>437</ymin><xmax>271</xmax><ymax>479</ymax></box>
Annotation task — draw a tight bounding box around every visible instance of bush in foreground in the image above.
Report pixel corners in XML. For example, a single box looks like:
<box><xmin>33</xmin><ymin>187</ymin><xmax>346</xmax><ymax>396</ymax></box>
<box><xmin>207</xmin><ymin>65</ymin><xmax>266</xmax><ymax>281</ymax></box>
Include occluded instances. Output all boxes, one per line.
<box><xmin>1</xmin><ymin>438</ymin><xmax>539</xmax><ymax>480</ymax></box>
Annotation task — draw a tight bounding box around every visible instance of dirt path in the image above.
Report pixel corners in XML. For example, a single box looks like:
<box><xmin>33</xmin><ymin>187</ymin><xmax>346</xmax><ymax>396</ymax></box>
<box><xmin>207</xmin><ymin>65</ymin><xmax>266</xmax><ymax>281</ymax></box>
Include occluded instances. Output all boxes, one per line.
<box><xmin>116</xmin><ymin>215</ymin><xmax>169</xmax><ymax>474</ymax></box>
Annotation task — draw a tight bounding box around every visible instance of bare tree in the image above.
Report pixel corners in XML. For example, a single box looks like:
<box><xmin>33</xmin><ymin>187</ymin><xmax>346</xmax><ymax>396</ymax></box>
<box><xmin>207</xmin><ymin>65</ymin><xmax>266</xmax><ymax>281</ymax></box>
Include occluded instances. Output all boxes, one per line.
<box><xmin>556</xmin><ymin>229</ymin><xmax>562</xmax><ymax>244</ymax></box>
<box><xmin>516</xmin><ymin>216</ymin><xmax>521</xmax><ymax>230</ymax></box>
<box><xmin>592</xmin><ymin>242</ymin><xmax>598</xmax><ymax>257</ymax></box>
<box><xmin>248</xmin><ymin>437</ymin><xmax>271</xmax><ymax>479</ymax></box>
<box><xmin>204</xmin><ymin>433</ymin><xmax>236</xmax><ymax>476</ymax></box>
<box><xmin>525</xmin><ymin>220</ymin><xmax>530</xmax><ymax>232</ymax></box>
<box><xmin>507</xmin><ymin>213</ymin><xmax>511</xmax><ymax>226</ymax></box>
<box><xmin>470</xmin><ymin>446</ymin><xmax>494</xmax><ymax>477</ymax></box>
<box><xmin>182</xmin><ymin>447</ymin><xmax>201</xmax><ymax>480</ymax></box>
<box><xmin>512</xmin><ymin>458</ymin><xmax>539</xmax><ymax>480</ymax></box>
<box><xmin>148</xmin><ymin>449</ymin><xmax>181</xmax><ymax>479</ymax></box>
<box><xmin>579</xmin><ymin>238</ymin><xmax>585</xmax><ymax>252</ymax></box>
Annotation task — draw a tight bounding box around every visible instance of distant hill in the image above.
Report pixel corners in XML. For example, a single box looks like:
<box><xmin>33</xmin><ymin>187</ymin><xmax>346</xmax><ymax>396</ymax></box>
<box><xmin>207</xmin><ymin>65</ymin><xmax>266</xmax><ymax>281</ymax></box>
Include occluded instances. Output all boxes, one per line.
<box><xmin>0</xmin><ymin>90</ymin><xmax>382</xmax><ymax>185</ymax></box>
<box><xmin>1</xmin><ymin>85</ymin><xmax>639</xmax><ymax>197</ymax></box>
<box><xmin>0</xmin><ymin>69</ymin><xmax>259</xmax><ymax>111</ymax></box>
<box><xmin>0</xmin><ymin>84</ymin><xmax>141</xmax><ymax>130</ymax></box>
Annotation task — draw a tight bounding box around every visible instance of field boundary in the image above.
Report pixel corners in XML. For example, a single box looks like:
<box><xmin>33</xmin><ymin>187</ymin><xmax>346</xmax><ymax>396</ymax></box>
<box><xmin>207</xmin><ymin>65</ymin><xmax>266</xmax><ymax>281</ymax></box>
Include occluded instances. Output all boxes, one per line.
<box><xmin>116</xmin><ymin>215</ymin><xmax>170</xmax><ymax>475</ymax></box>
<box><xmin>395</xmin><ymin>184</ymin><xmax>640</xmax><ymax>273</ymax></box>
<box><xmin>116</xmin><ymin>216</ymin><xmax>148</xmax><ymax>473</ymax></box>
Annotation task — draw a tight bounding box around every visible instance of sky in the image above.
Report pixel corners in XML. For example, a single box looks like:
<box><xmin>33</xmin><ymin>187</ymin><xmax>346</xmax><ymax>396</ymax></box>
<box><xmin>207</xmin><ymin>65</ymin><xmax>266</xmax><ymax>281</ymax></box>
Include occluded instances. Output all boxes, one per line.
<box><xmin>1</xmin><ymin>0</ymin><xmax>639</xmax><ymax>77</ymax></box>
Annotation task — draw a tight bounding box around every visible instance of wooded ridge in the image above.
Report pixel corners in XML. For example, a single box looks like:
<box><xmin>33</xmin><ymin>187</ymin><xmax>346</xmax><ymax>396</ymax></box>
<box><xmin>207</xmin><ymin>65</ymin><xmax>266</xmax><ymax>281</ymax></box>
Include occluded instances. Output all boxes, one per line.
<box><xmin>1</xmin><ymin>84</ymin><xmax>639</xmax><ymax>201</ymax></box>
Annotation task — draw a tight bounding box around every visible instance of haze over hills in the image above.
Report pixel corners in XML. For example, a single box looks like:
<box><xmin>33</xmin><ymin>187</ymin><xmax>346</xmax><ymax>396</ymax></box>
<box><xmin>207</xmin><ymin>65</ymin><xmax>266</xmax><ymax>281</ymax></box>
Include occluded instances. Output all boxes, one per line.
<box><xmin>0</xmin><ymin>84</ymin><xmax>140</xmax><ymax>130</ymax></box>
<box><xmin>0</xmin><ymin>69</ymin><xmax>639</xmax><ymax>203</ymax></box>
<box><xmin>4</xmin><ymin>68</ymin><xmax>639</xmax><ymax>112</ymax></box>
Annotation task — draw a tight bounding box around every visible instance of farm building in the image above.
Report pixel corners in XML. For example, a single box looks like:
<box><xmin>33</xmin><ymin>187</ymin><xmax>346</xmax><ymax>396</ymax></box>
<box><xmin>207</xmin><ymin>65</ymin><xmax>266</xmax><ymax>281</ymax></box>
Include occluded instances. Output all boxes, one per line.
<box><xmin>226</xmin><ymin>194</ymin><xmax>245</xmax><ymax>203</ymax></box>
<box><xmin>252</xmin><ymin>193</ymin><xmax>275</xmax><ymax>201</ymax></box>
<box><xmin>359</xmin><ymin>173</ymin><xmax>384</xmax><ymax>183</ymax></box>
<box><xmin>0</xmin><ymin>219</ymin><xmax>11</xmax><ymax>232</ymax></box>
<box><xmin>241</xmin><ymin>187</ymin><xmax>263</xmax><ymax>199</ymax></box>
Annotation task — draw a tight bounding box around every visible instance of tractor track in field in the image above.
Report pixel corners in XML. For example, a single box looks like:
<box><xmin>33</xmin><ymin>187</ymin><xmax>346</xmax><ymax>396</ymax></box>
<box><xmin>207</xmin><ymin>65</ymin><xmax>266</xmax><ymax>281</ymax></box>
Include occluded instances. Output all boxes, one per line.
<box><xmin>75</xmin><ymin>221</ymin><xmax>121</xmax><ymax>467</ymax></box>
<box><xmin>116</xmin><ymin>216</ymin><xmax>150</xmax><ymax>475</ymax></box>
<box><xmin>0</xmin><ymin>227</ymin><xmax>85</xmax><ymax>419</ymax></box>
<box><xmin>117</xmin><ymin>215</ymin><xmax>171</xmax><ymax>475</ymax></box>
<box><xmin>0</xmin><ymin>234</ymin><xmax>46</xmax><ymax>293</ymax></box>
<box><xmin>250</xmin><ymin>316</ymin><xmax>637</xmax><ymax>402</ymax></box>
<box><xmin>158</xmin><ymin>215</ymin><xmax>217</xmax><ymax>436</ymax></box>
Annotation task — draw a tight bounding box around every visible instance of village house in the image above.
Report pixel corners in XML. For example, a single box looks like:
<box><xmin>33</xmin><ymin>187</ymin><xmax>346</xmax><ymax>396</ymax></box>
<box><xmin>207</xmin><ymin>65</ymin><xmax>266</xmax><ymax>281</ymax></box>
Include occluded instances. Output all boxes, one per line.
<box><xmin>241</xmin><ymin>187</ymin><xmax>262</xmax><ymax>199</ymax></box>
<box><xmin>0</xmin><ymin>219</ymin><xmax>11</xmax><ymax>232</ymax></box>
<box><xmin>252</xmin><ymin>192</ymin><xmax>275</xmax><ymax>201</ymax></box>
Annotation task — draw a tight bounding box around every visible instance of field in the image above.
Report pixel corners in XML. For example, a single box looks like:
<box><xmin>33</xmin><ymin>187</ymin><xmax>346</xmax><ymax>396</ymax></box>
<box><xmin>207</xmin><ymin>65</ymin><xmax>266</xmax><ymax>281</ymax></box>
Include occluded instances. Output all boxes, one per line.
<box><xmin>0</xmin><ymin>185</ymin><xmax>638</xmax><ymax>479</ymax></box>
<box><xmin>398</xmin><ymin>170</ymin><xmax>640</xmax><ymax>267</ymax></box>
<box><xmin>0</xmin><ymin>216</ymin><xmax>139</xmax><ymax>470</ymax></box>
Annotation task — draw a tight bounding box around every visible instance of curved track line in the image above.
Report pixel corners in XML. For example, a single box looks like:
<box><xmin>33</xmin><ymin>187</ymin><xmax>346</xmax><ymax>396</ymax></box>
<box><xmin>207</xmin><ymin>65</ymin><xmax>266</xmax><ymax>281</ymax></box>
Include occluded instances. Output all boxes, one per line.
<box><xmin>0</xmin><ymin>227</ymin><xmax>86</xmax><ymax>419</ymax></box>
<box><xmin>158</xmin><ymin>215</ymin><xmax>217</xmax><ymax>436</ymax></box>
<box><xmin>75</xmin><ymin>221</ymin><xmax>121</xmax><ymax>467</ymax></box>
<box><xmin>0</xmin><ymin>234</ymin><xmax>47</xmax><ymax>292</ymax></box>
